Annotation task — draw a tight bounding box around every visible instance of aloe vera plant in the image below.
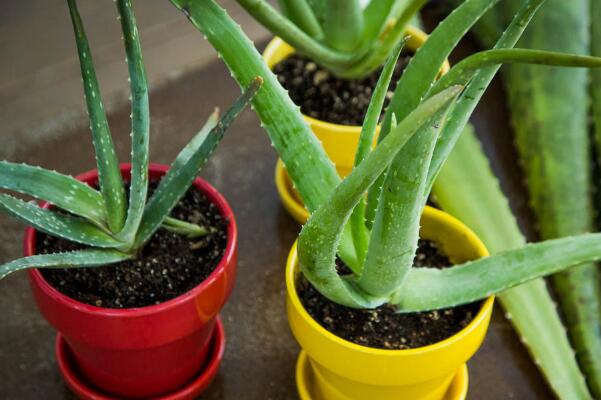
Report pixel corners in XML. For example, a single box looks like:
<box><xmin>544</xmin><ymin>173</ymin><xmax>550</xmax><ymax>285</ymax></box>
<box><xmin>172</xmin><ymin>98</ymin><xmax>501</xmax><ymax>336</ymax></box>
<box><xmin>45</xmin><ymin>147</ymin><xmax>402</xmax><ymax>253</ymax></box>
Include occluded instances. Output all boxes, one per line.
<box><xmin>171</xmin><ymin>0</ymin><xmax>601</xmax><ymax>314</ymax></box>
<box><xmin>234</xmin><ymin>0</ymin><xmax>427</xmax><ymax>78</ymax></box>
<box><xmin>0</xmin><ymin>0</ymin><xmax>260</xmax><ymax>280</ymax></box>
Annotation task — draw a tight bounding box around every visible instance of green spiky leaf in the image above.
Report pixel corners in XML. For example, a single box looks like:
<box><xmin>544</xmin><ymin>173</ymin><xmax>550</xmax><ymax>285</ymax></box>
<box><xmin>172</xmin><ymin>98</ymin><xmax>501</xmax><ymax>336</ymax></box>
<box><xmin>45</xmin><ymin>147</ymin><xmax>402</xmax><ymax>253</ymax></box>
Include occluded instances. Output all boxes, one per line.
<box><xmin>67</xmin><ymin>0</ymin><xmax>126</xmax><ymax>233</ymax></box>
<box><xmin>323</xmin><ymin>0</ymin><xmax>363</xmax><ymax>52</ymax></box>
<box><xmin>0</xmin><ymin>250</ymin><xmax>131</xmax><ymax>280</ymax></box>
<box><xmin>115</xmin><ymin>0</ymin><xmax>150</xmax><ymax>244</ymax></box>
<box><xmin>0</xmin><ymin>161</ymin><xmax>106</xmax><ymax>226</ymax></box>
<box><xmin>278</xmin><ymin>0</ymin><xmax>323</xmax><ymax>39</ymax></box>
<box><xmin>134</xmin><ymin>77</ymin><xmax>262</xmax><ymax>246</ymax></box>
<box><xmin>394</xmin><ymin>233</ymin><xmax>601</xmax><ymax>312</ymax></box>
<box><xmin>0</xmin><ymin>194</ymin><xmax>122</xmax><ymax>248</ymax></box>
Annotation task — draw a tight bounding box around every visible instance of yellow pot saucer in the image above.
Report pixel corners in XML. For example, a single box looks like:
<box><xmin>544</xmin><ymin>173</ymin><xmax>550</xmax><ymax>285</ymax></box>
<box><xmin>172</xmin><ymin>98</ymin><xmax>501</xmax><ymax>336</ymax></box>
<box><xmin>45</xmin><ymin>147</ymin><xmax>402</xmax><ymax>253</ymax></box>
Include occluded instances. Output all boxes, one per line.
<box><xmin>296</xmin><ymin>351</ymin><xmax>468</xmax><ymax>400</ymax></box>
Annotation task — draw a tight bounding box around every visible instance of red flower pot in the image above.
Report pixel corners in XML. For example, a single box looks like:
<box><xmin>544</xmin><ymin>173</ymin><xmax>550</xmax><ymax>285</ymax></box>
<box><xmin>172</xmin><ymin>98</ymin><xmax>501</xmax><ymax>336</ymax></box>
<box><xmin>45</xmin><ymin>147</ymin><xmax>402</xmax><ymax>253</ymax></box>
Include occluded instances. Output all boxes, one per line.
<box><xmin>25</xmin><ymin>164</ymin><xmax>237</xmax><ymax>398</ymax></box>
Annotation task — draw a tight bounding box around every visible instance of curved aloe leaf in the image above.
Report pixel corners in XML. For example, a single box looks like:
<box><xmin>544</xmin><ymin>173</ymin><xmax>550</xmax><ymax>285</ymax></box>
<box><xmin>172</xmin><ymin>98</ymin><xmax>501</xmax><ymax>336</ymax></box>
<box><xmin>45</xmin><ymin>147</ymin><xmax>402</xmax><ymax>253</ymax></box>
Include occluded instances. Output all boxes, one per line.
<box><xmin>395</xmin><ymin>233</ymin><xmax>601</xmax><ymax>312</ymax></box>
<box><xmin>134</xmin><ymin>78</ymin><xmax>261</xmax><ymax>247</ymax></box>
<box><xmin>234</xmin><ymin>0</ymin><xmax>353</xmax><ymax>68</ymax></box>
<box><xmin>67</xmin><ymin>0</ymin><xmax>126</xmax><ymax>233</ymax></box>
<box><xmin>298</xmin><ymin>86</ymin><xmax>461</xmax><ymax>308</ymax></box>
<box><xmin>0</xmin><ymin>250</ymin><xmax>130</xmax><ymax>280</ymax></box>
<box><xmin>162</xmin><ymin>216</ymin><xmax>212</xmax><ymax>238</ymax></box>
<box><xmin>359</xmin><ymin>0</ymin><xmax>396</xmax><ymax>49</ymax></box>
<box><xmin>0</xmin><ymin>161</ymin><xmax>106</xmax><ymax>226</ymax></box>
<box><xmin>340</xmin><ymin>0</ymin><xmax>427</xmax><ymax>79</ymax></box>
<box><xmin>323</xmin><ymin>0</ymin><xmax>363</xmax><ymax>52</ymax></box>
<box><xmin>171</xmin><ymin>109</ymin><xmax>219</xmax><ymax>171</ymax></box>
<box><xmin>115</xmin><ymin>0</ymin><xmax>150</xmax><ymax>244</ymax></box>
<box><xmin>278</xmin><ymin>0</ymin><xmax>323</xmax><ymax>40</ymax></box>
<box><xmin>0</xmin><ymin>194</ymin><xmax>122</xmax><ymax>248</ymax></box>
<box><xmin>433</xmin><ymin>126</ymin><xmax>592</xmax><ymax>400</ymax></box>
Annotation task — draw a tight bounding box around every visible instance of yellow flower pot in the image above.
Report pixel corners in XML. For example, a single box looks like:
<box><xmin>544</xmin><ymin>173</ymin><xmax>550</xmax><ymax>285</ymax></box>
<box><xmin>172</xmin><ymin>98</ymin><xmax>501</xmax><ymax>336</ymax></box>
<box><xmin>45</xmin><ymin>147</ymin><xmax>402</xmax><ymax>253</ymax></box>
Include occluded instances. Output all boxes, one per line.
<box><xmin>285</xmin><ymin>207</ymin><xmax>494</xmax><ymax>400</ymax></box>
<box><xmin>263</xmin><ymin>25</ymin><xmax>450</xmax><ymax>178</ymax></box>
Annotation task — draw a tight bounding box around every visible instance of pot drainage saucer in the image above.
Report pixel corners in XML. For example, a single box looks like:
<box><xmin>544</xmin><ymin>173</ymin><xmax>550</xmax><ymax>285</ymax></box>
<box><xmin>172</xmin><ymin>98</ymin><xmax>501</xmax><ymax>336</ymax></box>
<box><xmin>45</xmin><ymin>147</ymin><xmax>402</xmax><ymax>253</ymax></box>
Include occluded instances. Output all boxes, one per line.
<box><xmin>55</xmin><ymin>316</ymin><xmax>225</xmax><ymax>400</ymax></box>
<box><xmin>295</xmin><ymin>350</ymin><xmax>468</xmax><ymax>400</ymax></box>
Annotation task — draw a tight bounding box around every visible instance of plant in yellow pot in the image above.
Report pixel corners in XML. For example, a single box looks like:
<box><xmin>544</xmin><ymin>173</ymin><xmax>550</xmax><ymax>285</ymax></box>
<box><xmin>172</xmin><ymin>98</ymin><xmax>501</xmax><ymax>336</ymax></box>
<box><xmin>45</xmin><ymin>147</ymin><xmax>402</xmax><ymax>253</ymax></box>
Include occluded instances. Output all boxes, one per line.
<box><xmin>173</xmin><ymin>0</ymin><xmax>601</xmax><ymax>398</ymax></box>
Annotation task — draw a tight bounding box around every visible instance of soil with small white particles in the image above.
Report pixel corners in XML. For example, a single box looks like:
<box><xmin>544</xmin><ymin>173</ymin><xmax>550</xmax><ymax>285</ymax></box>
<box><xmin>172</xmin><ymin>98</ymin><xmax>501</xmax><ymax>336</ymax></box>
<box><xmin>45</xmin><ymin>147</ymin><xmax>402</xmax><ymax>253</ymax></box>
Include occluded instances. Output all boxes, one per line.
<box><xmin>38</xmin><ymin>182</ymin><xmax>228</xmax><ymax>309</ymax></box>
<box><xmin>298</xmin><ymin>239</ymin><xmax>481</xmax><ymax>350</ymax></box>
<box><xmin>272</xmin><ymin>52</ymin><xmax>412</xmax><ymax>125</ymax></box>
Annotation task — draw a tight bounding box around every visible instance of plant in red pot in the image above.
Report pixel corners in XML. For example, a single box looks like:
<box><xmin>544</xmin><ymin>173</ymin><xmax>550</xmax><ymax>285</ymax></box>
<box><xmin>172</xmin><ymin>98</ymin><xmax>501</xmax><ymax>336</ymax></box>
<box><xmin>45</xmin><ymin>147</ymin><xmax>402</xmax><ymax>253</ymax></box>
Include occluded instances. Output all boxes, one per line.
<box><xmin>0</xmin><ymin>0</ymin><xmax>261</xmax><ymax>398</ymax></box>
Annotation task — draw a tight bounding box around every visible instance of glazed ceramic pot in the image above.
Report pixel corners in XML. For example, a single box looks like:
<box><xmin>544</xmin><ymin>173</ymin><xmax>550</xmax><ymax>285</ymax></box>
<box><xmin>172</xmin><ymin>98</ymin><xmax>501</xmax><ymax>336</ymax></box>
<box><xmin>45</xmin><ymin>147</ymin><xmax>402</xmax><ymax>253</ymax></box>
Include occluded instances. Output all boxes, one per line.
<box><xmin>26</xmin><ymin>164</ymin><xmax>237</xmax><ymax>398</ymax></box>
<box><xmin>285</xmin><ymin>206</ymin><xmax>494</xmax><ymax>400</ymax></box>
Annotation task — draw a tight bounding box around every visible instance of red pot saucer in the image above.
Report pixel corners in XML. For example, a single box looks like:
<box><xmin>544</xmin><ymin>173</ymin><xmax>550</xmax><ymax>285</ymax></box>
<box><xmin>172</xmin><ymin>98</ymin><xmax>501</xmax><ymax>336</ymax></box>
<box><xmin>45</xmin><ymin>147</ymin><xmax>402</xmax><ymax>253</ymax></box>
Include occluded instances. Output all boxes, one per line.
<box><xmin>56</xmin><ymin>317</ymin><xmax>225</xmax><ymax>400</ymax></box>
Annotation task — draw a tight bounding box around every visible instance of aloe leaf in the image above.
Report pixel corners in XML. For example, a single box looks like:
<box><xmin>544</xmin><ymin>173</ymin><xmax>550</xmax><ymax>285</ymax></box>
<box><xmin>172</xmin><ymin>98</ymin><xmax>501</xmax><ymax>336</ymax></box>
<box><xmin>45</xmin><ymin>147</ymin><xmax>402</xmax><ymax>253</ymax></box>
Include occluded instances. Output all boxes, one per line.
<box><xmin>114</xmin><ymin>0</ymin><xmax>150</xmax><ymax>244</ymax></box>
<box><xmin>277</xmin><ymin>0</ymin><xmax>323</xmax><ymax>40</ymax></box>
<box><xmin>431</xmin><ymin>48</ymin><xmax>601</xmax><ymax>96</ymax></box>
<box><xmin>305</xmin><ymin>0</ymin><xmax>325</xmax><ymax>24</ymax></box>
<box><xmin>593</xmin><ymin>0</ymin><xmax>601</xmax><ymax>169</ymax></box>
<box><xmin>0</xmin><ymin>194</ymin><xmax>122</xmax><ymax>248</ymax></box>
<box><xmin>433</xmin><ymin>126</ymin><xmax>591</xmax><ymax>400</ymax></box>
<box><xmin>162</xmin><ymin>216</ymin><xmax>212</xmax><ymax>238</ymax></box>
<box><xmin>395</xmin><ymin>233</ymin><xmax>601</xmax><ymax>312</ymax></box>
<box><xmin>171</xmin><ymin>109</ymin><xmax>219</xmax><ymax>171</ymax></box>
<box><xmin>426</xmin><ymin>0</ymin><xmax>546</xmax><ymax>194</ymax></box>
<box><xmin>360</xmin><ymin>0</ymin><xmax>395</xmax><ymax>48</ymax></box>
<box><xmin>0</xmin><ymin>250</ymin><xmax>130</xmax><ymax>280</ymax></box>
<box><xmin>323</xmin><ymin>0</ymin><xmax>363</xmax><ymax>52</ymax></box>
<box><xmin>234</xmin><ymin>0</ymin><xmax>353</xmax><ymax>69</ymax></box>
<box><xmin>340</xmin><ymin>0</ymin><xmax>427</xmax><ymax>79</ymax></box>
<box><xmin>134</xmin><ymin>78</ymin><xmax>261</xmax><ymax>247</ymax></box>
<box><xmin>350</xmin><ymin>40</ymin><xmax>405</xmax><ymax>264</ymax></box>
<box><xmin>298</xmin><ymin>86</ymin><xmax>461</xmax><ymax>308</ymax></box>
<box><xmin>365</xmin><ymin>0</ymin><xmax>499</xmax><ymax>227</ymax></box>
<box><xmin>171</xmin><ymin>0</ymin><xmax>362</xmax><ymax>270</ymax></box>
<box><xmin>0</xmin><ymin>161</ymin><xmax>106</xmax><ymax>226</ymax></box>
<box><xmin>67</xmin><ymin>0</ymin><xmax>126</xmax><ymax>233</ymax></box>
<box><xmin>502</xmin><ymin>0</ymin><xmax>601</xmax><ymax>394</ymax></box>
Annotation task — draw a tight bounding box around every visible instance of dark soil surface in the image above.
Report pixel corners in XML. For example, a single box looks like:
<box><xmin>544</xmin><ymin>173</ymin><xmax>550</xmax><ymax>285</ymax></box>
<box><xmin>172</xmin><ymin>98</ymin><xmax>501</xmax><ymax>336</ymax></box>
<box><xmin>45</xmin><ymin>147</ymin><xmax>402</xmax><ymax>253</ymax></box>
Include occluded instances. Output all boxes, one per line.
<box><xmin>298</xmin><ymin>239</ymin><xmax>481</xmax><ymax>350</ymax></box>
<box><xmin>38</xmin><ymin>183</ymin><xmax>228</xmax><ymax>309</ymax></box>
<box><xmin>272</xmin><ymin>53</ymin><xmax>412</xmax><ymax>126</ymax></box>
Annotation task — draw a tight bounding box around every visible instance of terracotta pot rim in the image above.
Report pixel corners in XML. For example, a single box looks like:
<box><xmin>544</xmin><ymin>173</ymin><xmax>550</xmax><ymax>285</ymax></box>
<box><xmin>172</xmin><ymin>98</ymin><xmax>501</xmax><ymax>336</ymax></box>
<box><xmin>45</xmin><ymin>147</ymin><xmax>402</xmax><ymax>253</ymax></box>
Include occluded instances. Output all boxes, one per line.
<box><xmin>25</xmin><ymin>163</ymin><xmax>237</xmax><ymax>318</ymax></box>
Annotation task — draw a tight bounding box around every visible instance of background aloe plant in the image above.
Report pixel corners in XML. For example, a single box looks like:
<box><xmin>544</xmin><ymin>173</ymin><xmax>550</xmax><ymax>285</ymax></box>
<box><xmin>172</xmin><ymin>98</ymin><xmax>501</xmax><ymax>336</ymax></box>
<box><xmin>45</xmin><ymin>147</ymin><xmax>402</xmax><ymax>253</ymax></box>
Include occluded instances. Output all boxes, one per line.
<box><xmin>234</xmin><ymin>0</ymin><xmax>426</xmax><ymax>78</ymax></box>
<box><xmin>443</xmin><ymin>0</ymin><xmax>601</xmax><ymax>396</ymax></box>
<box><xmin>0</xmin><ymin>0</ymin><xmax>260</xmax><ymax>280</ymax></box>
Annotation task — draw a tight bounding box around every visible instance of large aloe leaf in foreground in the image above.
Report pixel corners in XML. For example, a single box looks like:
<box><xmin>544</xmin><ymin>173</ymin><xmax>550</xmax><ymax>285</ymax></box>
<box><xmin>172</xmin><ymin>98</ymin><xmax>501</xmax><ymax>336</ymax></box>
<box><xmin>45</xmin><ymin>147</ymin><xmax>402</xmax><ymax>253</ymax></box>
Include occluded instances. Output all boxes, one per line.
<box><xmin>502</xmin><ymin>0</ymin><xmax>601</xmax><ymax>395</ymax></box>
<box><xmin>433</xmin><ymin>127</ymin><xmax>592</xmax><ymax>399</ymax></box>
